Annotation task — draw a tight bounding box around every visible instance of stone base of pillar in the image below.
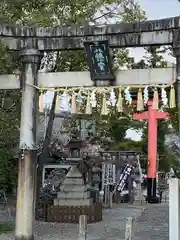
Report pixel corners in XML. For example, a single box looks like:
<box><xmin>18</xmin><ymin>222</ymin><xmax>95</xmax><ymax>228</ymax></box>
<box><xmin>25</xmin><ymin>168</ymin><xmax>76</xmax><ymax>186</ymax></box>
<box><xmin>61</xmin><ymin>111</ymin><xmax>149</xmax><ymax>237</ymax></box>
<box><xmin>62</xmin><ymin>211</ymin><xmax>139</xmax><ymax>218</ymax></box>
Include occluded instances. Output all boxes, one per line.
<box><xmin>147</xmin><ymin>178</ymin><xmax>159</xmax><ymax>203</ymax></box>
<box><xmin>15</xmin><ymin>235</ymin><xmax>34</xmax><ymax>240</ymax></box>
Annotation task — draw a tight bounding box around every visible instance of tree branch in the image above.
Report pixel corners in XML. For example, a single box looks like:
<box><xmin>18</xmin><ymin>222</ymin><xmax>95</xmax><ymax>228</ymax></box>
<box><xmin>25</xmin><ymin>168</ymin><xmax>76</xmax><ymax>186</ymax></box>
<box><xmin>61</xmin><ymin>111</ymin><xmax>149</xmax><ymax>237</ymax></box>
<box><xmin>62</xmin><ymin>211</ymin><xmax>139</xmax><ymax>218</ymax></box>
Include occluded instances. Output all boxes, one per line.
<box><xmin>92</xmin><ymin>3</ymin><xmax>120</xmax><ymax>22</ymax></box>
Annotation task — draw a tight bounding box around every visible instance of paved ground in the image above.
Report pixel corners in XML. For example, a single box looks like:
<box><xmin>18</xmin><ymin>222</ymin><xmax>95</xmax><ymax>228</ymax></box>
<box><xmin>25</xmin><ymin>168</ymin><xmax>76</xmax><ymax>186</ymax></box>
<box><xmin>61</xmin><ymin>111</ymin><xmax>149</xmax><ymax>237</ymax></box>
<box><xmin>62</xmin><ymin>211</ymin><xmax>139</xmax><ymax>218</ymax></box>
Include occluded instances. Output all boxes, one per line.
<box><xmin>0</xmin><ymin>202</ymin><xmax>169</xmax><ymax>239</ymax></box>
<box><xmin>134</xmin><ymin>203</ymin><xmax>168</xmax><ymax>240</ymax></box>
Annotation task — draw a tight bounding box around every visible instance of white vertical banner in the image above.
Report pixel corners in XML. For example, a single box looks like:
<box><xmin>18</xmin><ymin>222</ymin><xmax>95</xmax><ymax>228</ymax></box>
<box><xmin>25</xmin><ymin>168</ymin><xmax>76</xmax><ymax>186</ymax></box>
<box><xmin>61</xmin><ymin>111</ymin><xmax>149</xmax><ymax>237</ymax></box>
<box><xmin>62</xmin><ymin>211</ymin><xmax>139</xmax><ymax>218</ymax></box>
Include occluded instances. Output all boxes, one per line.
<box><xmin>113</xmin><ymin>164</ymin><xmax>116</xmax><ymax>184</ymax></box>
<box><xmin>108</xmin><ymin>164</ymin><xmax>114</xmax><ymax>185</ymax></box>
<box><xmin>105</xmin><ymin>164</ymin><xmax>110</xmax><ymax>185</ymax></box>
<box><xmin>102</xmin><ymin>163</ymin><xmax>116</xmax><ymax>188</ymax></box>
<box><xmin>102</xmin><ymin>163</ymin><xmax>105</xmax><ymax>190</ymax></box>
<box><xmin>60</xmin><ymin>92</ymin><xmax>71</xmax><ymax>113</ymax></box>
<box><xmin>102</xmin><ymin>163</ymin><xmax>109</xmax><ymax>186</ymax></box>
<box><xmin>108</xmin><ymin>164</ymin><xmax>112</xmax><ymax>184</ymax></box>
<box><xmin>43</xmin><ymin>91</ymin><xmax>54</xmax><ymax>109</ymax></box>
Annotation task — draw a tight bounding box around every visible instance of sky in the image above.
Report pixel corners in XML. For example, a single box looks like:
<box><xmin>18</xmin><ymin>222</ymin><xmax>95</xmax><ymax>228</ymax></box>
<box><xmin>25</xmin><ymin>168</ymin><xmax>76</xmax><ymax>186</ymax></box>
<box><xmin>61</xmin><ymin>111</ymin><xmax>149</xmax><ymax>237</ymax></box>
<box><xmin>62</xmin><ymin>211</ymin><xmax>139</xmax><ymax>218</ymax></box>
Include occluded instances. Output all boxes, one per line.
<box><xmin>137</xmin><ymin>0</ymin><xmax>180</xmax><ymax>20</ymax></box>
<box><xmin>129</xmin><ymin>0</ymin><xmax>180</xmax><ymax>64</ymax></box>
<box><xmin>126</xmin><ymin>0</ymin><xmax>180</xmax><ymax>141</ymax></box>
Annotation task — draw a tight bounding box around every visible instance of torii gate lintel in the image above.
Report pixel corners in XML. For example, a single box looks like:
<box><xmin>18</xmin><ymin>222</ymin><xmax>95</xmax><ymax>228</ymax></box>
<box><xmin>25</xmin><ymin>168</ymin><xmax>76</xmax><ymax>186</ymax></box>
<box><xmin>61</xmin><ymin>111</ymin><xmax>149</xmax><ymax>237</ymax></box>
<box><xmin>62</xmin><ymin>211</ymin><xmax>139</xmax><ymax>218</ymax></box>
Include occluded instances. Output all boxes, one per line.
<box><xmin>0</xmin><ymin>16</ymin><xmax>180</xmax><ymax>50</ymax></box>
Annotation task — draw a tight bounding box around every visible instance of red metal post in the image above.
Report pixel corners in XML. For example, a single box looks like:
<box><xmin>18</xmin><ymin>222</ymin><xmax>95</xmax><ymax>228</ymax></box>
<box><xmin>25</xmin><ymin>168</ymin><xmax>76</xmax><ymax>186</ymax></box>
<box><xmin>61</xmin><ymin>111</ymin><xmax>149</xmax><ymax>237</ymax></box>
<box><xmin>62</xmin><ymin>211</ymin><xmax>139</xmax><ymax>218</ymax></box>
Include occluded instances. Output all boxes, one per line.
<box><xmin>133</xmin><ymin>100</ymin><xmax>169</xmax><ymax>203</ymax></box>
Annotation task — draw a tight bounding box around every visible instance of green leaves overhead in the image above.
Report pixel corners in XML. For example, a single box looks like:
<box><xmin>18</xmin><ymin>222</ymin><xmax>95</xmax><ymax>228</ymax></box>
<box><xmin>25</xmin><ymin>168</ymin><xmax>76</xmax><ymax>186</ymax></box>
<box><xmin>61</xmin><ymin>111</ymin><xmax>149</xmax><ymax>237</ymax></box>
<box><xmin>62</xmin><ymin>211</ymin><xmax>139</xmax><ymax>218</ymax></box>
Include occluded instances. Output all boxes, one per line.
<box><xmin>0</xmin><ymin>0</ymin><xmax>145</xmax><ymax>25</ymax></box>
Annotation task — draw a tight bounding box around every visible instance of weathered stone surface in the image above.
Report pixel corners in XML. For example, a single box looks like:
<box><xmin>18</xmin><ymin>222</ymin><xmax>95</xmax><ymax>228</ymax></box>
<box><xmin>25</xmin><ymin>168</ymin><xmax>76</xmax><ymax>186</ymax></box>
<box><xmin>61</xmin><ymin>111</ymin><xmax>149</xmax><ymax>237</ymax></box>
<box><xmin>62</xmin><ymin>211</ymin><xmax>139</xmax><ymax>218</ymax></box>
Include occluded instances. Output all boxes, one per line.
<box><xmin>55</xmin><ymin>198</ymin><xmax>92</xmax><ymax>206</ymax></box>
<box><xmin>15</xmin><ymin>236</ymin><xmax>34</xmax><ymax>240</ymax></box>
<box><xmin>54</xmin><ymin>166</ymin><xmax>92</xmax><ymax>206</ymax></box>
<box><xmin>57</xmin><ymin>191</ymin><xmax>90</xmax><ymax>199</ymax></box>
<box><xmin>0</xmin><ymin>16</ymin><xmax>179</xmax><ymax>38</ymax></box>
<box><xmin>134</xmin><ymin>204</ymin><xmax>168</xmax><ymax>240</ymax></box>
<box><xmin>0</xmin><ymin>68</ymin><xmax>175</xmax><ymax>91</ymax></box>
<box><xmin>66</xmin><ymin>166</ymin><xmax>82</xmax><ymax>178</ymax></box>
<box><xmin>0</xmin><ymin>30</ymin><xmax>173</xmax><ymax>50</ymax></box>
<box><xmin>0</xmin><ymin>15</ymin><xmax>179</xmax><ymax>50</ymax></box>
<box><xmin>62</xmin><ymin>178</ymin><xmax>84</xmax><ymax>185</ymax></box>
<box><xmin>60</xmin><ymin>185</ymin><xmax>88</xmax><ymax>192</ymax></box>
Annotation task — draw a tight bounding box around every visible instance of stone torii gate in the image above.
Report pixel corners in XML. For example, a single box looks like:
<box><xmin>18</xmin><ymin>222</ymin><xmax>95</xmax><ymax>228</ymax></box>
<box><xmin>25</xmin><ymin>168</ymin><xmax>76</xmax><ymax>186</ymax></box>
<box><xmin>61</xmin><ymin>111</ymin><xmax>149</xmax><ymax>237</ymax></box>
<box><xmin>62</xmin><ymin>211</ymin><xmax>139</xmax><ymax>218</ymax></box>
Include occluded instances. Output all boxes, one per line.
<box><xmin>0</xmin><ymin>16</ymin><xmax>180</xmax><ymax>240</ymax></box>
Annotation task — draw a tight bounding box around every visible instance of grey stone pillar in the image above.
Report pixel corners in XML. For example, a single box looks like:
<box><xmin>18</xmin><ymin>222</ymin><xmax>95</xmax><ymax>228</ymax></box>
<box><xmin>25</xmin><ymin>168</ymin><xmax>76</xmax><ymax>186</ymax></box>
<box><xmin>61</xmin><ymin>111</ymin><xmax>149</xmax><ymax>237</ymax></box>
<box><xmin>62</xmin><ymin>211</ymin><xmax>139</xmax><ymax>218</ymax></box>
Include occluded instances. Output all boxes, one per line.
<box><xmin>15</xmin><ymin>46</ymin><xmax>42</xmax><ymax>240</ymax></box>
<box><xmin>173</xmin><ymin>32</ymin><xmax>180</xmax><ymax>133</ymax></box>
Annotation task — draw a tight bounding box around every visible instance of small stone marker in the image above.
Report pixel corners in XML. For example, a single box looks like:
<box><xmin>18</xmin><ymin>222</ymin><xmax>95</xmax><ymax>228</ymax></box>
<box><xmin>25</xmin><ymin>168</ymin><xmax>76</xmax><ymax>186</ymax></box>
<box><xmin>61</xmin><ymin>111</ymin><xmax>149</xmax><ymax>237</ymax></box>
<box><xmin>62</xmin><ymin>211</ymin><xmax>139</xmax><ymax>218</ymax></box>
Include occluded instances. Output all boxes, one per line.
<box><xmin>125</xmin><ymin>217</ymin><xmax>134</xmax><ymax>240</ymax></box>
<box><xmin>78</xmin><ymin>215</ymin><xmax>87</xmax><ymax>240</ymax></box>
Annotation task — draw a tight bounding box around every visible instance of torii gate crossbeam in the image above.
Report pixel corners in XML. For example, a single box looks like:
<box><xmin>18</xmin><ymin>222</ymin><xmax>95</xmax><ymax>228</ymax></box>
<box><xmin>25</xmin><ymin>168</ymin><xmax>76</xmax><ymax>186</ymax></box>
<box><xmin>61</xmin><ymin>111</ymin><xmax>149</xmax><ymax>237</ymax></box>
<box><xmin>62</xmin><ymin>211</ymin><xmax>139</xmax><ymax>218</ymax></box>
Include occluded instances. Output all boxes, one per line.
<box><xmin>1</xmin><ymin>16</ymin><xmax>180</xmax><ymax>37</ymax></box>
<box><xmin>1</xmin><ymin>16</ymin><xmax>180</xmax><ymax>50</ymax></box>
<box><xmin>0</xmin><ymin>67</ymin><xmax>175</xmax><ymax>89</ymax></box>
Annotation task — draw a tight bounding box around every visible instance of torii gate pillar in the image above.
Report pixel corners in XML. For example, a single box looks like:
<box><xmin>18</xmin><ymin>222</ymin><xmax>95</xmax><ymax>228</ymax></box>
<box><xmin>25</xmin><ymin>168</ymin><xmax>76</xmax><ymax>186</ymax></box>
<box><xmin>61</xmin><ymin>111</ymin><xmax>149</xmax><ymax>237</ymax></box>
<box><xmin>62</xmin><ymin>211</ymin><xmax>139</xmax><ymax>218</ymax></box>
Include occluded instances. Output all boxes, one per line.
<box><xmin>173</xmin><ymin>45</ymin><xmax>180</xmax><ymax>134</ymax></box>
<box><xmin>133</xmin><ymin>101</ymin><xmax>169</xmax><ymax>203</ymax></box>
<box><xmin>15</xmin><ymin>47</ymin><xmax>42</xmax><ymax>240</ymax></box>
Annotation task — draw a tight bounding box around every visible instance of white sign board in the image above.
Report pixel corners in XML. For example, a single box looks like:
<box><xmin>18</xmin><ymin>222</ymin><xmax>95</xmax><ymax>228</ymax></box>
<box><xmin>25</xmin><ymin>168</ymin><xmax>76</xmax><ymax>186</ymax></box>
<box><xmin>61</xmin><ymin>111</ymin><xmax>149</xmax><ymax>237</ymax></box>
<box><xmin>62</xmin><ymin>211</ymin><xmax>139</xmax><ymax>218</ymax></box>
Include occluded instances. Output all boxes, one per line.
<box><xmin>102</xmin><ymin>163</ymin><xmax>116</xmax><ymax>186</ymax></box>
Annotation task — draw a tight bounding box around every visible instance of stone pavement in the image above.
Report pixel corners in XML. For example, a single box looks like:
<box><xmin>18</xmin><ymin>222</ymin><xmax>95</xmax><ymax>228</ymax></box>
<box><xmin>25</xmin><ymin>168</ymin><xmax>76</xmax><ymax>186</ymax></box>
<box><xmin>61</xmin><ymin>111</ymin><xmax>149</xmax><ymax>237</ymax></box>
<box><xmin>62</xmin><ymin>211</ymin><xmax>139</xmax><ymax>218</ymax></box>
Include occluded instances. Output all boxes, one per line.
<box><xmin>0</xmin><ymin>203</ymin><xmax>169</xmax><ymax>240</ymax></box>
<box><xmin>134</xmin><ymin>203</ymin><xmax>168</xmax><ymax>240</ymax></box>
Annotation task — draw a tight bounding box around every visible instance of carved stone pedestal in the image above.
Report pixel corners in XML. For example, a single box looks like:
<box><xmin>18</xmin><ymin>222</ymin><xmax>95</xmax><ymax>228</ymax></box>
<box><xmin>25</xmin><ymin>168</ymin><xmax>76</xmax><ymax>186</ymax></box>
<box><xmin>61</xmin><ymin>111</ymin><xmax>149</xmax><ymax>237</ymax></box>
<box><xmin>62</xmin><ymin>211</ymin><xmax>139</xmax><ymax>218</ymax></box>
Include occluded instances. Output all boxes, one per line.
<box><xmin>38</xmin><ymin>166</ymin><xmax>102</xmax><ymax>223</ymax></box>
<box><xmin>54</xmin><ymin>166</ymin><xmax>92</xmax><ymax>206</ymax></box>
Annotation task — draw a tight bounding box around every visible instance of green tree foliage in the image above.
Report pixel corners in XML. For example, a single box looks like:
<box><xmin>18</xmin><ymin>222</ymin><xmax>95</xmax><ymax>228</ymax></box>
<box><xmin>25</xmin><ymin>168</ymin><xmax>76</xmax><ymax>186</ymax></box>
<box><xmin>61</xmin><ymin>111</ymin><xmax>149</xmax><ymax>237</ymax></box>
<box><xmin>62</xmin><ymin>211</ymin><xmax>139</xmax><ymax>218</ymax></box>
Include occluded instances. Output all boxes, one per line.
<box><xmin>115</xmin><ymin>138</ymin><xmax>143</xmax><ymax>152</ymax></box>
<box><xmin>132</xmin><ymin>46</ymin><xmax>168</xmax><ymax>69</ymax></box>
<box><xmin>0</xmin><ymin>150</ymin><xmax>18</xmax><ymax>191</ymax></box>
<box><xmin>145</xmin><ymin>46</ymin><xmax>168</xmax><ymax>68</ymax></box>
<box><xmin>112</xmin><ymin>138</ymin><xmax>148</xmax><ymax>169</ymax></box>
<box><xmin>168</xmin><ymin>107</ymin><xmax>178</xmax><ymax>132</ymax></box>
<box><xmin>94</xmin><ymin>112</ymin><xmax>143</xmax><ymax>144</ymax></box>
<box><xmin>0</xmin><ymin>43</ymin><xmax>21</xmax><ymax>190</ymax></box>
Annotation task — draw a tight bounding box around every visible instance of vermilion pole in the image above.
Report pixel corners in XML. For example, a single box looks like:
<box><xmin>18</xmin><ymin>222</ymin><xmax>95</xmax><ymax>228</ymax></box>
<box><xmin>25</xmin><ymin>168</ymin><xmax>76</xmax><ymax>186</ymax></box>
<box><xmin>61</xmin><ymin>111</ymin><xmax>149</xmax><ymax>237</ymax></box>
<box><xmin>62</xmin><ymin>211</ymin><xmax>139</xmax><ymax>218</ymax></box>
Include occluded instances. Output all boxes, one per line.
<box><xmin>133</xmin><ymin>100</ymin><xmax>169</xmax><ymax>203</ymax></box>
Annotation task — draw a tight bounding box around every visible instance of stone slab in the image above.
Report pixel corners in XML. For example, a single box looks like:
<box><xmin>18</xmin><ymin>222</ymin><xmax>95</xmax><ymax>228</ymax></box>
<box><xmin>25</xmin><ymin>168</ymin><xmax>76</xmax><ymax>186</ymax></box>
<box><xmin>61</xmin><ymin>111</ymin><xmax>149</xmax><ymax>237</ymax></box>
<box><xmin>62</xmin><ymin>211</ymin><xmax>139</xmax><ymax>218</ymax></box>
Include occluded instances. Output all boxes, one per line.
<box><xmin>54</xmin><ymin>198</ymin><xmax>92</xmax><ymax>206</ymax></box>
<box><xmin>57</xmin><ymin>191</ymin><xmax>90</xmax><ymax>199</ymax></box>
<box><xmin>62</xmin><ymin>178</ymin><xmax>84</xmax><ymax>185</ymax></box>
<box><xmin>0</xmin><ymin>67</ymin><xmax>175</xmax><ymax>91</ymax></box>
<box><xmin>1</xmin><ymin>31</ymin><xmax>174</xmax><ymax>50</ymax></box>
<box><xmin>66</xmin><ymin>166</ymin><xmax>82</xmax><ymax>178</ymax></box>
<box><xmin>60</xmin><ymin>185</ymin><xmax>88</xmax><ymax>192</ymax></box>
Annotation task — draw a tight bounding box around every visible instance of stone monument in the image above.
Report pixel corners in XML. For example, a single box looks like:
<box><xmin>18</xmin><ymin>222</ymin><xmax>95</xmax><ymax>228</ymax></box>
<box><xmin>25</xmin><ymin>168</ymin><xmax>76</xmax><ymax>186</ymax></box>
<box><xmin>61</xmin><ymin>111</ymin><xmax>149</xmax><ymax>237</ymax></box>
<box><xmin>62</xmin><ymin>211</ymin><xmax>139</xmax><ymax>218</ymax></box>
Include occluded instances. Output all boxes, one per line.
<box><xmin>46</xmin><ymin>165</ymin><xmax>102</xmax><ymax>223</ymax></box>
<box><xmin>54</xmin><ymin>165</ymin><xmax>92</xmax><ymax>206</ymax></box>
